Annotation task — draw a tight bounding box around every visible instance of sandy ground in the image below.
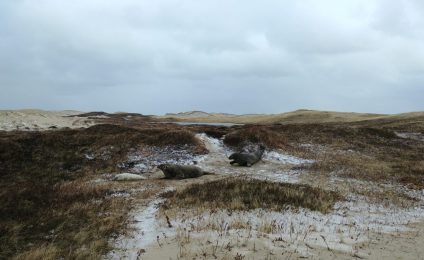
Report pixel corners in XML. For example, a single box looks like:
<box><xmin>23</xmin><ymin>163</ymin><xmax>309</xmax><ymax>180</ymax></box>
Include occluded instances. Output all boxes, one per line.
<box><xmin>0</xmin><ymin>109</ymin><xmax>94</xmax><ymax>131</ymax></box>
<box><xmin>108</xmin><ymin>134</ymin><xmax>424</xmax><ymax>260</ymax></box>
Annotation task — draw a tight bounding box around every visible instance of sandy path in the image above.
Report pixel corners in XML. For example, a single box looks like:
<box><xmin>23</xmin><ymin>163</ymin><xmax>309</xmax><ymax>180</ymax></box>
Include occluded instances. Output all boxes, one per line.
<box><xmin>196</xmin><ymin>133</ymin><xmax>309</xmax><ymax>183</ymax></box>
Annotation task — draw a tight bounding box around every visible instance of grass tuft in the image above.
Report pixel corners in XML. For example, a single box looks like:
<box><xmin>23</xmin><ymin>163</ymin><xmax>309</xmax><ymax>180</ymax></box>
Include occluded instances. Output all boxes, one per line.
<box><xmin>224</xmin><ymin>126</ymin><xmax>289</xmax><ymax>149</ymax></box>
<box><xmin>162</xmin><ymin>178</ymin><xmax>341</xmax><ymax>214</ymax></box>
<box><xmin>0</xmin><ymin>180</ymin><xmax>129</xmax><ymax>260</ymax></box>
<box><xmin>145</xmin><ymin>129</ymin><xmax>200</xmax><ymax>146</ymax></box>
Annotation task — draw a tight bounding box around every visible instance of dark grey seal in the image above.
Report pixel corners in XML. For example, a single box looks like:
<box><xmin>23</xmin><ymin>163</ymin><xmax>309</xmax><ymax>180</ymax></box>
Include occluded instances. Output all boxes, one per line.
<box><xmin>158</xmin><ymin>164</ymin><xmax>213</xmax><ymax>179</ymax></box>
<box><xmin>229</xmin><ymin>144</ymin><xmax>265</xmax><ymax>167</ymax></box>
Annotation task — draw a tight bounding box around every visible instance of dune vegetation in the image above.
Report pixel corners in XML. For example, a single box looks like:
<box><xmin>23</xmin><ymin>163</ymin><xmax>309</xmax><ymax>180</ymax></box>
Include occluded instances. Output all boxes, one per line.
<box><xmin>0</xmin><ymin>109</ymin><xmax>423</xmax><ymax>259</ymax></box>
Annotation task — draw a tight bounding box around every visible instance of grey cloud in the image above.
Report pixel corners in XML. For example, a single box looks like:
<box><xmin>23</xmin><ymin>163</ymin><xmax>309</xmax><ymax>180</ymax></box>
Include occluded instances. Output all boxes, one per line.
<box><xmin>0</xmin><ymin>0</ymin><xmax>423</xmax><ymax>114</ymax></box>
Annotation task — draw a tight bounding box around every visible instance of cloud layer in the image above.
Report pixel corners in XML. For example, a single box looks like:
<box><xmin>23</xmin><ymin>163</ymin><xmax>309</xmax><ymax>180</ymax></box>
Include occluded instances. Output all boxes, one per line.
<box><xmin>1</xmin><ymin>0</ymin><xmax>423</xmax><ymax>114</ymax></box>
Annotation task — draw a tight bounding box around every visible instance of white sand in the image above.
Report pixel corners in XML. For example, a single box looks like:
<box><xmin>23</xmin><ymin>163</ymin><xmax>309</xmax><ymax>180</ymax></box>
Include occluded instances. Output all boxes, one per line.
<box><xmin>0</xmin><ymin>109</ymin><xmax>95</xmax><ymax>131</ymax></box>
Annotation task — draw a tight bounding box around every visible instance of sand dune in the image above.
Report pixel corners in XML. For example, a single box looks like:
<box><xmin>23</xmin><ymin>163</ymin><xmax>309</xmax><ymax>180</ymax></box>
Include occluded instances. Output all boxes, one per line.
<box><xmin>2</xmin><ymin>109</ymin><xmax>423</xmax><ymax>132</ymax></box>
<box><xmin>0</xmin><ymin>109</ymin><xmax>94</xmax><ymax>131</ymax></box>
<box><xmin>156</xmin><ymin>109</ymin><xmax>424</xmax><ymax>124</ymax></box>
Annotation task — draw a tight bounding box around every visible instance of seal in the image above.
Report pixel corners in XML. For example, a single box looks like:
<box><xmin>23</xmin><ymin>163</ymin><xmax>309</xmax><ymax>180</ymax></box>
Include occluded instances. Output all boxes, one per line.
<box><xmin>158</xmin><ymin>164</ymin><xmax>213</xmax><ymax>179</ymax></box>
<box><xmin>229</xmin><ymin>144</ymin><xmax>265</xmax><ymax>167</ymax></box>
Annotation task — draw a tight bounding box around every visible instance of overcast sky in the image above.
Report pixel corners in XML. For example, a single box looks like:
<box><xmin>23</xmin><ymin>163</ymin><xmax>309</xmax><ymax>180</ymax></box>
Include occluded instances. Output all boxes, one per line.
<box><xmin>0</xmin><ymin>0</ymin><xmax>423</xmax><ymax>115</ymax></box>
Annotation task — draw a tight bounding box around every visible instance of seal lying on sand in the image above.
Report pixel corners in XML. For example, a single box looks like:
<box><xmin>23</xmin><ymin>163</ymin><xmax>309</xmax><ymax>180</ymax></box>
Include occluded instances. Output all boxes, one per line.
<box><xmin>158</xmin><ymin>164</ymin><xmax>213</xmax><ymax>179</ymax></box>
<box><xmin>229</xmin><ymin>144</ymin><xmax>266</xmax><ymax>167</ymax></box>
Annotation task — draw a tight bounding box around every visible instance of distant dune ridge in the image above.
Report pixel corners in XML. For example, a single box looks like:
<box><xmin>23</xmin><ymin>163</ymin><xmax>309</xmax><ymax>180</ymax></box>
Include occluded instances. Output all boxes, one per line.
<box><xmin>156</xmin><ymin>109</ymin><xmax>424</xmax><ymax>125</ymax></box>
<box><xmin>1</xmin><ymin>109</ymin><xmax>424</xmax><ymax>131</ymax></box>
<box><xmin>0</xmin><ymin>109</ymin><xmax>93</xmax><ymax>131</ymax></box>
<box><xmin>0</xmin><ymin>109</ymin><xmax>155</xmax><ymax>131</ymax></box>
<box><xmin>164</xmin><ymin>111</ymin><xmax>212</xmax><ymax>118</ymax></box>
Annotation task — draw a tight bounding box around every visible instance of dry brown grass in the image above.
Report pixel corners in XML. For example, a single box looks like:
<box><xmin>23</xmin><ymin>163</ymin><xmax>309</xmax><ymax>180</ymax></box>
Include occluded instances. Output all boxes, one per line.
<box><xmin>0</xmin><ymin>180</ymin><xmax>129</xmax><ymax>260</ymax></box>
<box><xmin>1</xmin><ymin>114</ymin><xmax>422</xmax><ymax>258</ymax></box>
<box><xmin>216</xmin><ymin>121</ymin><xmax>423</xmax><ymax>189</ymax></box>
<box><xmin>389</xmin><ymin>160</ymin><xmax>424</xmax><ymax>189</ymax></box>
<box><xmin>223</xmin><ymin>126</ymin><xmax>290</xmax><ymax>149</ymax></box>
<box><xmin>144</xmin><ymin>129</ymin><xmax>201</xmax><ymax>147</ymax></box>
<box><xmin>183</xmin><ymin>119</ymin><xmax>424</xmax><ymax>189</ymax></box>
<box><xmin>0</xmin><ymin>124</ymin><xmax>206</xmax><ymax>181</ymax></box>
<box><xmin>13</xmin><ymin>244</ymin><xmax>60</xmax><ymax>260</ymax></box>
<box><xmin>262</xmin><ymin>123</ymin><xmax>424</xmax><ymax>189</ymax></box>
<box><xmin>0</xmin><ymin>124</ymin><xmax>208</xmax><ymax>259</ymax></box>
<box><xmin>161</xmin><ymin>178</ymin><xmax>342</xmax><ymax>214</ymax></box>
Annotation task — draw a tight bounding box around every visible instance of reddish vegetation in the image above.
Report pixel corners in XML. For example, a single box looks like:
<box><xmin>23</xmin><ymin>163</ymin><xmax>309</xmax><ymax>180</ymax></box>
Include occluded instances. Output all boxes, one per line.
<box><xmin>145</xmin><ymin>129</ymin><xmax>200</xmax><ymax>146</ymax></box>
<box><xmin>0</xmin><ymin>124</ymin><xmax>206</xmax><ymax>259</ymax></box>
<box><xmin>210</xmin><ymin>122</ymin><xmax>424</xmax><ymax>189</ymax></box>
<box><xmin>223</xmin><ymin>125</ymin><xmax>290</xmax><ymax>149</ymax></box>
<box><xmin>0</xmin><ymin>116</ymin><xmax>423</xmax><ymax>258</ymax></box>
<box><xmin>162</xmin><ymin>177</ymin><xmax>342</xmax><ymax>213</ymax></box>
<box><xmin>0</xmin><ymin>124</ymin><xmax>206</xmax><ymax>179</ymax></box>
